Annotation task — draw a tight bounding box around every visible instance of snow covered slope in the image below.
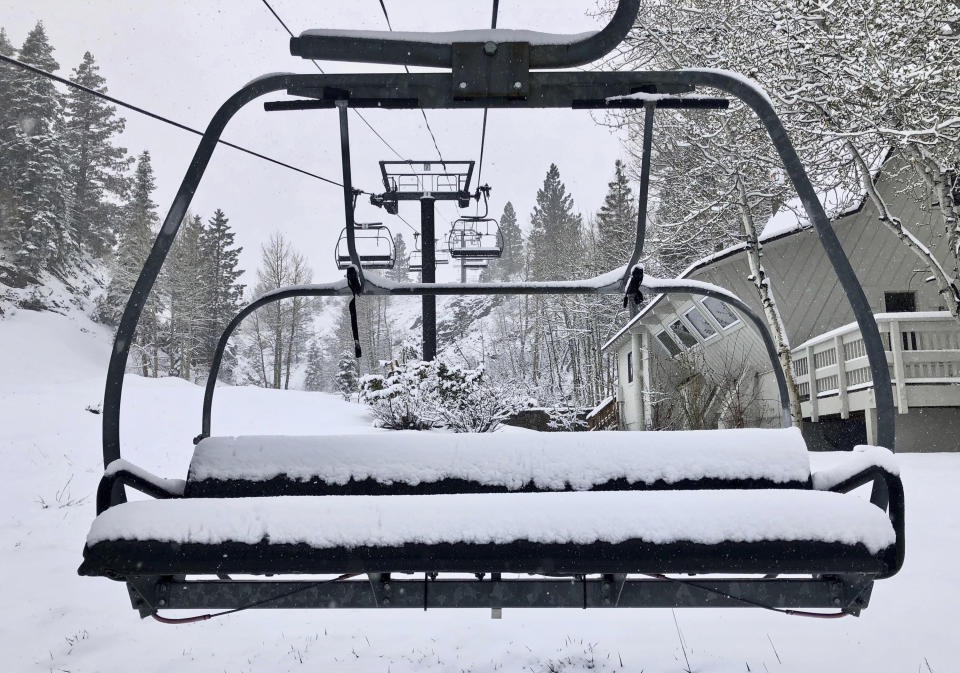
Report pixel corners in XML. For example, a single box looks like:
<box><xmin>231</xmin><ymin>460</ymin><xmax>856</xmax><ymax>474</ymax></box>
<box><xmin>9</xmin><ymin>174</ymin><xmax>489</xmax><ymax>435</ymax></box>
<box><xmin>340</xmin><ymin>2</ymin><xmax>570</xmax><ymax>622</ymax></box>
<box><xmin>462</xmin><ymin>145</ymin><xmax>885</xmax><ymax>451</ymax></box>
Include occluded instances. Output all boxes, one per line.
<box><xmin>0</xmin><ymin>309</ymin><xmax>957</xmax><ymax>673</ymax></box>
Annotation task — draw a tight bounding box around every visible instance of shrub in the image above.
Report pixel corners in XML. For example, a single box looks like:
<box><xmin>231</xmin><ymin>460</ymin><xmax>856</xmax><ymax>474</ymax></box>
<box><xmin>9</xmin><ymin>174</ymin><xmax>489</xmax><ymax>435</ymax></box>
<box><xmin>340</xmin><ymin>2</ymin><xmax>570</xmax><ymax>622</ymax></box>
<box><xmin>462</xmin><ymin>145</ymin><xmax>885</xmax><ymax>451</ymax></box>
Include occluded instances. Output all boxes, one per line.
<box><xmin>359</xmin><ymin>360</ymin><xmax>518</xmax><ymax>432</ymax></box>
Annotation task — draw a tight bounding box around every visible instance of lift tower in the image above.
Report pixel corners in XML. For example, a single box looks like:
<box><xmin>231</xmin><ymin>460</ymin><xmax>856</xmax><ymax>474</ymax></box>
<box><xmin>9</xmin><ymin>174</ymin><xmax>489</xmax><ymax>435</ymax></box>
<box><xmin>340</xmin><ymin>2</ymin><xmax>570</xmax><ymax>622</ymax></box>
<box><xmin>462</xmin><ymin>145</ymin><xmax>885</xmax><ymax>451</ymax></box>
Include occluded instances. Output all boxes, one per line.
<box><xmin>372</xmin><ymin>160</ymin><xmax>475</xmax><ymax>360</ymax></box>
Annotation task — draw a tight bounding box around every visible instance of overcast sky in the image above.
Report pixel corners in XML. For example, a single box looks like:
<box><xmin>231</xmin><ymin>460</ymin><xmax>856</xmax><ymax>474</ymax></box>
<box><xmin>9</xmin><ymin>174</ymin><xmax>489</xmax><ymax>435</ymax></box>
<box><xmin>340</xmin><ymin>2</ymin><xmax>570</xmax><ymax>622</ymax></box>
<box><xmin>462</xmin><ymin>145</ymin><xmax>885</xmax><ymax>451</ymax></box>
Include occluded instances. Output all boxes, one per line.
<box><xmin>2</xmin><ymin>1</ymin><xmax>629</xmax><ymax>284</ymax></box>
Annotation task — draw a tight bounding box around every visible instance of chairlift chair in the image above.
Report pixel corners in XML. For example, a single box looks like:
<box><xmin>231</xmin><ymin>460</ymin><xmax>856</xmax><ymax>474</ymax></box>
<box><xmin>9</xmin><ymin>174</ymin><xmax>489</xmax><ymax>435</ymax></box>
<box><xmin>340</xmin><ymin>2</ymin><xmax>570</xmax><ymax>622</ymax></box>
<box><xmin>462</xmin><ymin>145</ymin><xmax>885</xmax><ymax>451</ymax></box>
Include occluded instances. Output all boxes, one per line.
<box><xmin>448</xmin><ymin>217</ymin><xmax>503</xmax><ymax>259</ymax></box>
<box><xmin>407</xmin><ymin>234</ymin><xmax>447</xmax><ymax>273</ymax></box>
<box><xmin>408</xmin><ymin>250</ymin><xmax>422</xmax><ymax>273</ymax></box>
<box><xmin>81</xmin><ymin>0</ymin><xmax>903</xmax><ymax>621</ymax></box>
<box><xmin>335</xmin><ymin>222</ymin><xmax>395</xmax><ymax>270</ymax></box>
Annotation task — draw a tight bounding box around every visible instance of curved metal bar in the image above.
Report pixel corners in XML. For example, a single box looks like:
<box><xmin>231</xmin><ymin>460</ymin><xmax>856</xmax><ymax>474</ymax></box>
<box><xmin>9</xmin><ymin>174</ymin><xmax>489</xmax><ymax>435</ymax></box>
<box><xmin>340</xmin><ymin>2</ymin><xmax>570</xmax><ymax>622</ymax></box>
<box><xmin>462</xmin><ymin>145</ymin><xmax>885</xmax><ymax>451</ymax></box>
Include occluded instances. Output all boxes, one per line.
<box><xmin>96</xmin><ymin>459</ymin><xmax>185</xmax><ymax>515</ymax></box>
<box><xmin>199</xmin><ymin>272</ymin><xmax>790</xmax><ymax>437</ymax></box>
<box><xmin>822</xmin><ymin>465</ymin><xmax>905</xmax><ymax>578</ymax></box>
<box><xmin>200</xmin><ymin>281</ymin><xmax>350</xmax><ymax>439</ymax></box>
<box><xmin>289</xmin><ymin>0</ymin><xmax>641</xmax><ymax>69</ymax></box>
<box><xmin>101</xmin><ymin>73</ymin><xmax>296</xmax><ymax>469</ymax></box>
<box><xmin>641</xmin><ymin>279</ymin><xmax>792</xmax><ymax>428</ymax></box>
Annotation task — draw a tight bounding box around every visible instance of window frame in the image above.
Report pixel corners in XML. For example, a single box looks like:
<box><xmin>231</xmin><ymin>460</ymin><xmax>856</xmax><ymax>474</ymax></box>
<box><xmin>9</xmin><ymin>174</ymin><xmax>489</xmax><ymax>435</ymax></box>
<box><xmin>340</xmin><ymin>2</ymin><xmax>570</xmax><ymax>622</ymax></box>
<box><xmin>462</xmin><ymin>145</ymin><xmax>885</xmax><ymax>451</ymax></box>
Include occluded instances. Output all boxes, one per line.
<box><xmin>683</xmin><ymin>305</ymin><xmax>719</xmax><ymax>341</ymax></box>
<box><xmin>669</xmin><ymin>317</ymin><xmax>700</xmax><ymax>349</ymax></box>
<box><xmin>700</xmin><ymin>296</ymin><xmax>740</xmax><ymax>330</ymax></box>
<box><xmin>654</xmin><ymin>329</ymin><xmax>682</xmax><ymax>357</ymax></box>
<box><xmin>626</xmin><ymin>350</ymin><xmax>634</xmax><ymax>383</ymax></box>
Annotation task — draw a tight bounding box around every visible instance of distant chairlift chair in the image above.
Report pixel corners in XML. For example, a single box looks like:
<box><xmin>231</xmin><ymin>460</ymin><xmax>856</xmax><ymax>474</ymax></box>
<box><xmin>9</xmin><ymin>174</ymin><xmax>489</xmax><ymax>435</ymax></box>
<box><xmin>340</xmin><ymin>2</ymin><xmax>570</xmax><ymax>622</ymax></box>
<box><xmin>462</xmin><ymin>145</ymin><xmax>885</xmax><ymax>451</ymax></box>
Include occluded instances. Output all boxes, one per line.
<box><xmin>335</xmin><ymin>222</ymin><xmax>395</xmax><ymax>270</ymax></box>
<box><xmin>449</xmin><ymin>187</ymin><xmax>503</xmax><ymax>260</ymax></box>
<box><xmin>80</xmin><ymin>0</ymin><xmax>904</xmax><ymax>621</ymax></box>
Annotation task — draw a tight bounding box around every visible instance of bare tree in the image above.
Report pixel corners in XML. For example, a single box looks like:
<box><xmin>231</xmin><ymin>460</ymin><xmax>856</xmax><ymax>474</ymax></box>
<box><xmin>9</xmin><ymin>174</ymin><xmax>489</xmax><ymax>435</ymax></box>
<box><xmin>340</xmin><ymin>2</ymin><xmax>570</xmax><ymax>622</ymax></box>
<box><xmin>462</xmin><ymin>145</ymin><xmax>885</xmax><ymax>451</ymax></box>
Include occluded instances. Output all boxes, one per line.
<box><xmin>245</xmin><ymin>232</ymin><xmax>313</xmax><ymax>389</ymax></box>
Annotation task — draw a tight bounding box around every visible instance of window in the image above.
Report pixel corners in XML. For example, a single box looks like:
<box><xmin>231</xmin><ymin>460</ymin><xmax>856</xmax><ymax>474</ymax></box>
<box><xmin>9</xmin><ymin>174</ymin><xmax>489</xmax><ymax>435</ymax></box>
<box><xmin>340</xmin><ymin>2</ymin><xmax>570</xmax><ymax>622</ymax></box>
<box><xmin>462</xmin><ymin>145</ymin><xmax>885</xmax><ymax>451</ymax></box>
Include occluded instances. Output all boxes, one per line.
<box><xmin>670</xmin><ymin>319</ymin><xmax>699</xmax><ymax>348</ymax></box>
<box><xmin>626</xmin><ymin>351</ymin><xmax>634</xmax><ymax>383</ymax></box>
<box><xmin>655</xmin><ymin>330</ymin><xmax>682</xmax><ymax>357</ymax></box>
<box><xmin>684</xmin><ymin>306</ymin><xmax>717</xmax><ymax>339</ymax></box>
<box><xmin>884</xmin><ymin>291</ymin><xmax>916</xmax><ymax>313</ymax></box>
<box><xmin>701</xmin><ymin>296</ymin><xmax>740</xmax><ymax>328</ymax></box>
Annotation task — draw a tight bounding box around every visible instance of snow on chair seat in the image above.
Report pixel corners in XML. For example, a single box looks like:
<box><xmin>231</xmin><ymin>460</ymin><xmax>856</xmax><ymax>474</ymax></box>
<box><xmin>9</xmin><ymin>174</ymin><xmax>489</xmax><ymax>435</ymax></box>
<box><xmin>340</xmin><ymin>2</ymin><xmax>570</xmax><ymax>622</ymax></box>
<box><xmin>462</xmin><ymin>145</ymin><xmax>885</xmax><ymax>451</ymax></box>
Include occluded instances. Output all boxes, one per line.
<box><xmin>185</xmin><ymin>427</ymin><xmax>812</xmax><ymax>497</ymax></box>
<box><xmin>79</xmin><ymin>489</ymin><xmax>897</xmax><ymax>578</ymax></box>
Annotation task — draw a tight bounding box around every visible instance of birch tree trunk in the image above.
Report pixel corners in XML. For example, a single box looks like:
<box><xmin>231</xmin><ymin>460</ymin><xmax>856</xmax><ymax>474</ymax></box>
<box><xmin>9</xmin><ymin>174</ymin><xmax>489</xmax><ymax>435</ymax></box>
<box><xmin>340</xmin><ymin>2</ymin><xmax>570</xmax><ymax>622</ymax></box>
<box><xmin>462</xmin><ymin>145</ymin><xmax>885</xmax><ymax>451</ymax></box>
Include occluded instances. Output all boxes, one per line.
<box><xmin>735</xmin><ymin>174</ymin><xmax>803</xmax><ymax>427</ymax></box>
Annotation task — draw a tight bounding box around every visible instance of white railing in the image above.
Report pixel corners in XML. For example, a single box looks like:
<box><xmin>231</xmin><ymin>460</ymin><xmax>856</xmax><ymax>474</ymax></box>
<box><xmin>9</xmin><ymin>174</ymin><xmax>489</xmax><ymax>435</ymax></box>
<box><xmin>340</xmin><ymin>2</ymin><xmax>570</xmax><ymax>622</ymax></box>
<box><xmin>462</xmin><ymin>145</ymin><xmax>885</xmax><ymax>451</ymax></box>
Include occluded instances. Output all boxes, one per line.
<box><xmin>790</xmin><ymin>312</ymin><xmax>960</xmax><ymax>420</ymax></box>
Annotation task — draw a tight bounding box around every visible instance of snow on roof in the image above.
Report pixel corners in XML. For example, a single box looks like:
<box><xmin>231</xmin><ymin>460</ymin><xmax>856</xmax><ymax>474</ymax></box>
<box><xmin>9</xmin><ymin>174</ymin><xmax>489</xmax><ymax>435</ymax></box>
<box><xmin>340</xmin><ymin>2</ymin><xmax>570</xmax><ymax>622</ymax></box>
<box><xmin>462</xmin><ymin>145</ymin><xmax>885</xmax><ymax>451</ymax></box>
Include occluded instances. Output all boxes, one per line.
<box><xmin>298</xmin><ymin>28</ymin><xmax>597</xmax><ymax>46</ymax></box>
<box><xmin>86</xmin><ymin>488</ymin><xmax>895</xmax><ymax>554</ymax></box>
<box><xmin>585</xmin><ymin>395</ymin><xmax>615</xmax><ymax>419</ymax></box>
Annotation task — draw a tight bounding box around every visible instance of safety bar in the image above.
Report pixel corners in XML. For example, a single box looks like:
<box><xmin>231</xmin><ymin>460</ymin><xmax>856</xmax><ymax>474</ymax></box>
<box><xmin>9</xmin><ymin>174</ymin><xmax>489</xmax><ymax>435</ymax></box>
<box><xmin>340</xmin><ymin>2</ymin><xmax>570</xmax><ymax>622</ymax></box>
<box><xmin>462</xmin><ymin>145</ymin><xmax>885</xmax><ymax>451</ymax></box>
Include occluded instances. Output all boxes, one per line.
<box><xmin>289</xmin><ymin>0</ymin><xmax>641</xmax><ymax>69</ymax></box>
<box><xmin>101</xmin><ymin>69</ymin><xmax>895</xmax><ymax>473</ymax></box>
<box><xmin>197</xmin><ymin>269</ymin><xmax>791</xmax><ymax>439</ymax></box>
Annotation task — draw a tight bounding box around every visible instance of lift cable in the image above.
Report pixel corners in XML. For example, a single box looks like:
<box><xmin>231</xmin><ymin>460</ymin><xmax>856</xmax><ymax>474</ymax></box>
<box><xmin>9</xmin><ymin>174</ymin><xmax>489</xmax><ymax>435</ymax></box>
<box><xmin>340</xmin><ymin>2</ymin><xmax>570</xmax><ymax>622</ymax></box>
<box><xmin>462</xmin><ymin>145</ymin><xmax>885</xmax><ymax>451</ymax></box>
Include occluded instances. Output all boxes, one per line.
<box><xmin>396</xmin><ymin>213</ymin><xmax>419</xmax><ymax>234</ymax></box>
<box><xmin>375</xmin><ymin>0</ymin><xmax>448</xmax><ymax>168</ymax></box>
<box><xmin>259</xmin><ymin>0</ymin><xmax>408</xmax><ymax>163</ymax></box>
<box><xmin>0</xmin><ymin>53</ymin><xmax>353</xmax><ymax>190</ymax></box>
<box><xmin>475</xmin><ymin>0</ymin><xmax>499</xmax><ymax>190</ymax></box>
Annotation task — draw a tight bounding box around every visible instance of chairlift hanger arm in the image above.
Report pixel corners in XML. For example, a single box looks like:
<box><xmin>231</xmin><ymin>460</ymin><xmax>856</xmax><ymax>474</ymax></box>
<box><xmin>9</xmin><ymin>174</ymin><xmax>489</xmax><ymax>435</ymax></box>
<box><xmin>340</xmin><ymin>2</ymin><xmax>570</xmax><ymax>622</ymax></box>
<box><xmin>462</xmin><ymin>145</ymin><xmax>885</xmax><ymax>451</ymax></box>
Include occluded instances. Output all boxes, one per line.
<box><xmin>289</xmin><ymin>0</ymin><xmax>642</xmax><ymax>70</ymax></box>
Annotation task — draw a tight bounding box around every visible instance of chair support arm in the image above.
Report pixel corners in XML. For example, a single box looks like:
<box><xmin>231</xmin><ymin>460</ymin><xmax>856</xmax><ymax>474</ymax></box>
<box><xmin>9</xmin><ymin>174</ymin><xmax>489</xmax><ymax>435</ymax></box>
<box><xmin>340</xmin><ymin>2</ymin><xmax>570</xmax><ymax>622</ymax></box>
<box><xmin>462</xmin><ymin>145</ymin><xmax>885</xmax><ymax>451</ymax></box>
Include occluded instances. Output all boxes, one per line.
<box><xmin>97</xmin><ymin>459</ymin><xmax>185</xmax><ymax>515</ymax></box>
<box><xmin>816</xmin><ymin>463</ymin><xmax>905</xmax><ymax>579</ymax></box>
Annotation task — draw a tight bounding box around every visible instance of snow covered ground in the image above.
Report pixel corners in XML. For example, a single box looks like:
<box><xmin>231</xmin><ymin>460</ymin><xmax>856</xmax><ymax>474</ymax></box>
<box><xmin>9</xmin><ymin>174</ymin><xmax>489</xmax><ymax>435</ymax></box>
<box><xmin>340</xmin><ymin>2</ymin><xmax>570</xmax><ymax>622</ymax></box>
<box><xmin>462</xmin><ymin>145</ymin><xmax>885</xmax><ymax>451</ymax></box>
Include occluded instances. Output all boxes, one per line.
<box><xmin>1</xmin><ymin>309</ymin><xmax>957</xmax><ymax>673</ymax></box>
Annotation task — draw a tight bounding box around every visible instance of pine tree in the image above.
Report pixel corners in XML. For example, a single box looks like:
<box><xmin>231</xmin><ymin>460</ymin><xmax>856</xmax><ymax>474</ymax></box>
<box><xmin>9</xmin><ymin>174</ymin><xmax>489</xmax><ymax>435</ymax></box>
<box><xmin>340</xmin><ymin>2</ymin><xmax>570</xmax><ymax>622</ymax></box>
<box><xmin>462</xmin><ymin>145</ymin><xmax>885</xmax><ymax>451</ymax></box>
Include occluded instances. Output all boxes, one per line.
<box><xmin>167</xmin><ymin>213</ymin><xmax>205</xmax><ymax>379</ymax></box>
<box><xmin>3</xmin><ymin>22</ymin><xmax>66</xmax><ymax>275</ymax></box>
<box><xmin>63</xmin><ymin>52</ymin><xmax>129</xmax><ymax>257</ymax></box>
<box><xmin>527</xmin><ymin>164</ymin><xmax>584</xmax><ymax>281</ymax></box>
<box><xmin>0</xmin><ymin>28</ymin><xmax>15</xmax><ymax>246</ymax></box>
<box><xmin>197</xmin><ymin>208</ymin><xmax>245</xmax><ymax>370</ymax></box>
<box><xmin>303</xmin><ymin>344</ymin><xmax>324</xmax><ymax>391</ymax></box>
<box><xmin>595</xmin><ymin>160</ymin><xmax>637</xmax><ymax>271</ymax></box>
<box><xmin>389</xmin><ymin>232</ymin><xmax>409</xmax><ymax>281</ymax></box>
<box><xmin>496</xmin><ymin>201</ymin><xmax>523</xmax><ymax>280</ymax></box>
<box><xmin>100</xmin><ymin>151</ymin><xmax>160</xmax><ymax>373</ymax></box>
<box><xmin>336</xmin><ymin>350</ymin><xmax>360</xmax><ymax>400</ymax></box>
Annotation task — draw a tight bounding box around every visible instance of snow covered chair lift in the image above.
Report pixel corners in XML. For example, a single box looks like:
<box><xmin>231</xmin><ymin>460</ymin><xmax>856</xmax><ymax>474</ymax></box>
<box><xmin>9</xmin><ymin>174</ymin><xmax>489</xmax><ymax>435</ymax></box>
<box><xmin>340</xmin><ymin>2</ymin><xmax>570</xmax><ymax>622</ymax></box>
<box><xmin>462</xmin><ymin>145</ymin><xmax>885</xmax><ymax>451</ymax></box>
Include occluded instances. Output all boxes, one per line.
<box><xmin>82</xmin><ymin>0</ymin><xmax>903</xmax><ymax>620</ymax></box>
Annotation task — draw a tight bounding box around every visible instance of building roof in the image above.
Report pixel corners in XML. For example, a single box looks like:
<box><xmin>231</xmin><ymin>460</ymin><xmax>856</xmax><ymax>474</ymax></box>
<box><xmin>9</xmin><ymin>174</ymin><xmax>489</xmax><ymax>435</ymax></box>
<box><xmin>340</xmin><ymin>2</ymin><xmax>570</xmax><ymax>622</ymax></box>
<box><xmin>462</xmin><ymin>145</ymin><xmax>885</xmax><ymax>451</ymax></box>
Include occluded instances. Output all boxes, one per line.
<box><xmin>601</xmin><ymin>183</ymin><xmax>875</xmax><ymax>353</ymax></box>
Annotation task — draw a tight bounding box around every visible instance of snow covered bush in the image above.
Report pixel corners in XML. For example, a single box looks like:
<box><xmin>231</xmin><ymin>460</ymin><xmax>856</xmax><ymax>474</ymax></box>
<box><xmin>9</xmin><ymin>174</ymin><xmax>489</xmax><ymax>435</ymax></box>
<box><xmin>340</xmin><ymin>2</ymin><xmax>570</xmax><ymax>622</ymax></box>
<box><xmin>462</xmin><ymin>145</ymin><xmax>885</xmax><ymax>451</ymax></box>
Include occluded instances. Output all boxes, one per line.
<box><xmin>437</xmin><ymin>380</ymin><xmax>519</xmax><ymax>433</ymax></box>
<box><xmin>358</xmin><ymin>365</ymin><xmax>439</xmax><ymax>430</ymax></box>
<box><xmin>359</xmin><ymin>360</ymin><xmax>518</xmax><ymax>432</ymax></box>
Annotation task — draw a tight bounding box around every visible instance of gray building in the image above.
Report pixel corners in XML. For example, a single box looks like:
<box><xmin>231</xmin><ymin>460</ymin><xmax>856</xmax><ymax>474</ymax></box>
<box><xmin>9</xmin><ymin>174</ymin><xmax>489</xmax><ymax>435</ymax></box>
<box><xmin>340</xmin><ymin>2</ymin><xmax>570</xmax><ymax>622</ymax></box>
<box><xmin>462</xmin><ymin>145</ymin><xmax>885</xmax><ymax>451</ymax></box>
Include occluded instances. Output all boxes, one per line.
<box><xmin>602</xmin><ymin>157</ymin><xmax>960</xmax><ymax>451</ymax></box>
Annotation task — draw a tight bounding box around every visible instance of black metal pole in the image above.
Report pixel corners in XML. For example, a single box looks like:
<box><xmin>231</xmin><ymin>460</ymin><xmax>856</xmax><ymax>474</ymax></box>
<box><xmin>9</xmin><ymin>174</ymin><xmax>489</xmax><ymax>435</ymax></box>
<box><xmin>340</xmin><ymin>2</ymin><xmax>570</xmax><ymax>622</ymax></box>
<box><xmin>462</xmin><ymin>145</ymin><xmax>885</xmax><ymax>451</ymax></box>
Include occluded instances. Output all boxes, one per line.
<box><xmin>421</xmin><ymin>196</ymin><xmax>437</xmax><ymax>360</ymax></box>
<box><xmin>627</xmin><ymin>103</ymin><xmax>654</xmax><ymax>276</ymax></box>
<box><xmin>336</xmin><ymin>101</ymin><xmax>364</xmax><ymax>284</ymax></box>
<box><xmin>460</xmin><ymin>229</ymin><xmax>467</xmax><ymax>284</ymax></box>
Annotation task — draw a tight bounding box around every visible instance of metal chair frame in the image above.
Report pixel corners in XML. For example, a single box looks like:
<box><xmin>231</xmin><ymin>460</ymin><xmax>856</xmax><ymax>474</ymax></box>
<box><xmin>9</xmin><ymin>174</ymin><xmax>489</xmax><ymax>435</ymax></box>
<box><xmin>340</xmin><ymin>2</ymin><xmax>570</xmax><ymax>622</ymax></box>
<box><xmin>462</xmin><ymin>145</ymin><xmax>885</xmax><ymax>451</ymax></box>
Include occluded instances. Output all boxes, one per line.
<box><xmin>88</xmin><ymin>0</ymin><xmax>900</xmax><ymax>617</ymax></box>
